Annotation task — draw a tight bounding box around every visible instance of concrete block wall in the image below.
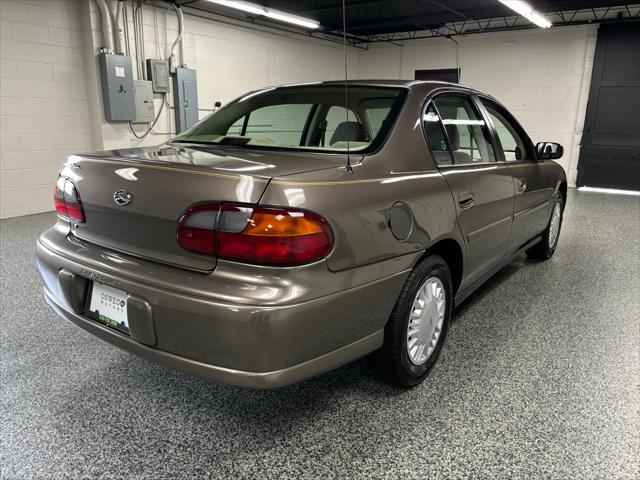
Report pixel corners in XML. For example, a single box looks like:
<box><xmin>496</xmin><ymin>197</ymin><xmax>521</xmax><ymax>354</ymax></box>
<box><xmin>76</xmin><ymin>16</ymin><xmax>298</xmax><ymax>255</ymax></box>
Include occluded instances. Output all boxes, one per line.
<box><xmin>0</xmin><ymin>0</ymin><xmax>100</xmax><ymax>218</ymax></box>
<box><xmin>358</xmin><ymin>26</ymin><xmax>598</xmax><ymax>186</ymax></box>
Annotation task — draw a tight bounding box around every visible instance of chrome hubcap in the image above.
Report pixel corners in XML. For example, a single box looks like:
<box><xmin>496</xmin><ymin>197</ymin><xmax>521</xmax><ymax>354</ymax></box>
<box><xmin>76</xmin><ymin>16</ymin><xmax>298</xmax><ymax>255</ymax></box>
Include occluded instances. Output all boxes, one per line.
<box><xmin>407</xmin><ymin>277</ymin><xmax>446</xmax><ymax>365</ymax></box>
<box><xmin>548</xmin><ymin>201</ymin><xmax>561</xmax><ymax>248</ymax></box>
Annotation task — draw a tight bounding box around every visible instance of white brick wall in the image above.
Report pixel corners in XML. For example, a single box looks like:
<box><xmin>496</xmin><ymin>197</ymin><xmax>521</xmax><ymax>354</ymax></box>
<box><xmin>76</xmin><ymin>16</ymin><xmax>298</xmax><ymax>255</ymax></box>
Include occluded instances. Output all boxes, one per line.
<box><xmin>1</xmin><ymin>0</ymin><xmax>100</xmax><ymax>218</ymax></box>
<box><xmin>358</xmin><ymin>26</ymin><xmax>598</xmax><ymax>186</ymax></box>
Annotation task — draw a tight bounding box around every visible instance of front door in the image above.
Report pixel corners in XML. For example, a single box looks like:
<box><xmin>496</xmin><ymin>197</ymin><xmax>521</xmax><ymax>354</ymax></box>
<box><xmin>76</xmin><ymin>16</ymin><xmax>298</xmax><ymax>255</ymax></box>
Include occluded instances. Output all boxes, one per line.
<box><xmin>426</xmin><ymin>94</ymin><xmax>515</xmax><ymax>288</ymax></box>
<box><xmin>479</xmin><ymin>98</ymin><xmax>554</xmax><ymax>253</ymax></box>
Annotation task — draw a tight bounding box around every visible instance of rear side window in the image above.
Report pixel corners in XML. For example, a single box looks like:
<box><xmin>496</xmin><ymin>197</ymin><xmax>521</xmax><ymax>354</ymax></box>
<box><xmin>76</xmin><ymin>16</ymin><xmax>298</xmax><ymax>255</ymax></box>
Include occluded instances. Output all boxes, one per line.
<box><xmin>365</xmin><ymin>107</ymin><xmax>390</xmax><ymax>134</ymax></box>
<box><xmin>324</xmin><ymin>106</ymin><xmax>366</xmax><ymax>148</ymax></box>
<box><xmin>227</xmin><ymin>116</ymin><xmax>244</xmax><ymax>136</ymax></box>
<box><xmin>423</xmin><ymin>103</ymin><xmax>453</xmax><ymax>165</ymax></box>
<box><xmin>432</xmin><ymin>95</ymin><xmax>497</xmax><ymax>164</ymax></box>
<box><xmin>244</xmin><ymin>104</ymin><xmax>313</xmax><ymax>147</ymax></box>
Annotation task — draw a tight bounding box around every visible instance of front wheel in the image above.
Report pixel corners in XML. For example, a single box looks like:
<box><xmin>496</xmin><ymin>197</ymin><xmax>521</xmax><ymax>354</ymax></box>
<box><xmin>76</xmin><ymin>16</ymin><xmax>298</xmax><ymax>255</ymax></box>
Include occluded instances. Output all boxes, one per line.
<box><xmin>526</xmin><ymin>195</ymin><xmax>564</xmax><ymax>260</ymax></box>
<box><xmin>370</xmin><ymin>255</ymin><xmax>453</xmax><ymax>387</ymax></box>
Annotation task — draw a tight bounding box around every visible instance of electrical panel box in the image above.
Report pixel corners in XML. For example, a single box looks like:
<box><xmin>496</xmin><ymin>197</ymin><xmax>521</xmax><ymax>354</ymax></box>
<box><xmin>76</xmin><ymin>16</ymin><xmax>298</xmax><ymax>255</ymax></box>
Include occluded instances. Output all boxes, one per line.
<box><xmin>98</xmin><ymin>53</ymin><xmax>135</xmax><ymax>122</ymax></box>
<box><xmin>146</xmin><ymin>59</ymin><xmax>170</xmax><ymax>93</ymax></box>
<box><xmin>133</xmin><ymin>80</ymin><xmax>155</xmax><ymax>123</ymax></box>
<box><xmin>173</xmin><ymin>68</ymin><xmax>199</xmax><ymax>133</ymax></box>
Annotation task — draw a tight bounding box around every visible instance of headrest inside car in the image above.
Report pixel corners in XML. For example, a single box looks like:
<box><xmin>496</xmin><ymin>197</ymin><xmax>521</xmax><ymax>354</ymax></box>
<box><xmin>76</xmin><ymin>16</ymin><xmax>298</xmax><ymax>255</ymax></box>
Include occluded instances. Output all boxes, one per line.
<box><xmin>330</xmin><ymin>121</ymin><xmax>369</xmax><ymax>145</ymax></box>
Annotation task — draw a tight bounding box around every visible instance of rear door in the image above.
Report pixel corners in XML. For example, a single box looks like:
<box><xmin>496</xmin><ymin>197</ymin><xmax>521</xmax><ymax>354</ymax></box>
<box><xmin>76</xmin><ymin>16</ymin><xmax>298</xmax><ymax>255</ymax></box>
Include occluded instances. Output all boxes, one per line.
<box><xmin>425</xmin><ymin>93</ymin><xmax>515</xmax><ymax>287</ymax></box>
<box><xmin>478</xmin><ymin>98</ymin><xmax>554</xmax><ymax>253</ymax></box>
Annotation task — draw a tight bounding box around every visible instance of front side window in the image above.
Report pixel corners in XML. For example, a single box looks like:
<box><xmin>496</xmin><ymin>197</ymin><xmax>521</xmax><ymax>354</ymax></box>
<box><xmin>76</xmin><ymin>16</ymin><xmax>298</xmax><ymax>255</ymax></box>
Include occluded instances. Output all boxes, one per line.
<box><xmin>432</xmin><ymin>95</ymin><xmax>496</xmax><ymax>164</ymax></box>
<box><xmin>173</xmin><ymin>86</ymin><xmax>406</xmax><ymax>153</ymax></box>
<box><xmin>482</xmin><ymin>103</ymin><xmax>529</xmax><ymax>161</ymax></box>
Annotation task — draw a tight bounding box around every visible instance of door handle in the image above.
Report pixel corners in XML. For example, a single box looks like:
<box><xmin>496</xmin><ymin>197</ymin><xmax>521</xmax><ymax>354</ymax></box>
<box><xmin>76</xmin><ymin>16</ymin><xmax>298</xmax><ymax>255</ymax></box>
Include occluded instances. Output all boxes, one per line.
<box><xmin>458</xmin><ymin>191</ymin><xmax>475</xmax><ymax>209</ymax></box>
<box><xmin>516</xmin><ymin>178</ymin><xmax>527</xmax><ymax>192</ymax></box>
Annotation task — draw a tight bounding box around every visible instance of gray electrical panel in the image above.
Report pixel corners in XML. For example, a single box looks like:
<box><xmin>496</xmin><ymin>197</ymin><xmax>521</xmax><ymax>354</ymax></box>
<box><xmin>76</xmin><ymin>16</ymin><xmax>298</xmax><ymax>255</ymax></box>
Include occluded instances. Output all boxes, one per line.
<box><xmin>98</xmin><ymin>53</ymin><xmax>135</xmax><ymax>122</ymax></box>
<box><xmin>133</xmin><ymin>80</ymin><xmax>155</xmax><ymax>123</ymax></box>
<box><xmin>173</xmin><ymin>68</ymin><xmax>199</xmax><ymax>133</ymax></box>
<box><xmin>146</xmin><ymin>59</ymin><xmax>170</xmax><ymax>93</ymax></box>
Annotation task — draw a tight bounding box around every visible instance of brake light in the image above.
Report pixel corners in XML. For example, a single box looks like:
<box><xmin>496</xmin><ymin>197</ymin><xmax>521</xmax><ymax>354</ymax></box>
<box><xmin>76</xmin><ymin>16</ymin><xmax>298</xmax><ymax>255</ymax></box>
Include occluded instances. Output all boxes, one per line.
<box><xmin>177</xmin><ymin>203</ymin><xmax>333</xmax><ymax>266</ymax></box>
<box><xmin>54</xmin><ymin>175</ymin><xmax>85</xmax><ymax>223</ymax></box>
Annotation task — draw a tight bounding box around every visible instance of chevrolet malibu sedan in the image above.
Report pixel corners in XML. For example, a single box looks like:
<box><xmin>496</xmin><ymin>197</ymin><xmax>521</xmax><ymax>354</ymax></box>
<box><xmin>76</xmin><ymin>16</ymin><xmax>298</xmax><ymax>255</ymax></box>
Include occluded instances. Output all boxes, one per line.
<box><xmin>37</xmin><ymin>80</ymin><xmax>566</xmax><ymax>388</ymax></box>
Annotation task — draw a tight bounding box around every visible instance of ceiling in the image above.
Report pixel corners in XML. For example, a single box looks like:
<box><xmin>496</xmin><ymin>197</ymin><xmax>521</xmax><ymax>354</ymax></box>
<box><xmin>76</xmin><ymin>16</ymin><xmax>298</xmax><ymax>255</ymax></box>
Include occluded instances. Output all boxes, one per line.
<box><xmin>174</xmin><ymin>1</ymin><xmax>640</xmax><ymax>44</ymax></box>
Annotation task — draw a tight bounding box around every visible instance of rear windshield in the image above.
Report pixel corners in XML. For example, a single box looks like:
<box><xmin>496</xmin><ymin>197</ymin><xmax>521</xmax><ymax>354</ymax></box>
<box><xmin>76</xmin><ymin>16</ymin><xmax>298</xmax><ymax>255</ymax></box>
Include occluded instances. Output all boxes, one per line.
<box><xmin>172</xmin><ymin>85</ymin><xmax>406</xmax><ymax>153</ymax></box>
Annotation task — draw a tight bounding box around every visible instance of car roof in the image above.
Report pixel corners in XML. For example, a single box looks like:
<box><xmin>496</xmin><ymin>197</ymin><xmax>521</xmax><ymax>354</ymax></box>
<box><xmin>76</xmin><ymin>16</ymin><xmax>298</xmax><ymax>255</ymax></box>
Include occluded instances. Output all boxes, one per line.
<box><xmin>316</xmin><ymin>79</ymin><xmax>413</xmax><ymax>87</ymax></box>
<box><xmin>268</xmin><ymin>80</ymin><xmax>486</xmax><ymax>98</ymax></box>
<box><xmin>268</xmin><ymin>79</ymin><xmax>475</xmax><ymax>89</ymax></box>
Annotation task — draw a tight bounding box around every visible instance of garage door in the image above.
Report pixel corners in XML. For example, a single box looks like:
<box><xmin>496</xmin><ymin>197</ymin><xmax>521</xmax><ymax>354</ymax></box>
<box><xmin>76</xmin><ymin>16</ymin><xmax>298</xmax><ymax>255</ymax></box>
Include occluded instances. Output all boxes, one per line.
<box><xmin>576</xmin><ymin>22</ymin><xmax>640</xmax><ymax>191</ymax></box>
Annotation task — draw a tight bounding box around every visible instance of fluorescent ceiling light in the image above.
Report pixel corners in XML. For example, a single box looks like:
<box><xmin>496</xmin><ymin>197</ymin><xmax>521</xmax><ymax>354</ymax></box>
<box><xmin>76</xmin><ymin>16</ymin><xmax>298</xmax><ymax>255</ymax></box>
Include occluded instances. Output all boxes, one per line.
<box><xmin>498</xmin><ymin>0</ymin><xmax>552</xmax><ymax>28</ymax></box>
<box><xmin>264</xmin><ymin>11</ymin><xmax>320</xmax><ymax>30</ymax></box>
<box><xmin>207</xmin><ymin>1</ymin><xmax>320</xmax><ymax>29</ymax></box>
<box><xmin>209</xmin><ymin>0</ymin><xmax>264</xmax><ymax>16</ymax></box>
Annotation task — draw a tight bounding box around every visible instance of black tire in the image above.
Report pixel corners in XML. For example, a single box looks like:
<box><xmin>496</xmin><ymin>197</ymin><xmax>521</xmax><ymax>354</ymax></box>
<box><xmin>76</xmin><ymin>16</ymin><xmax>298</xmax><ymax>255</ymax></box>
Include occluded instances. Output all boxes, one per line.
<box><xmin>370</xmin><ymin>255</ymin><xmax>453</xmax><ymax>388</ymax></box>
<box><xmin>526</xmin><ymin>194</ymin><xmax>564</xmax><ymax>260</ymax></box>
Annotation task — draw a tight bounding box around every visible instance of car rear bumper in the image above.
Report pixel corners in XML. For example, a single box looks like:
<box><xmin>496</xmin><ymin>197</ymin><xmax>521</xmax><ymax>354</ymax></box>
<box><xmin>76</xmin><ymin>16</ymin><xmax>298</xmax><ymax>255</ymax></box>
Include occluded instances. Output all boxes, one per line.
<box><xmin>42</xmin><ymin>287</ymin><xmax>382</xmax><ymax>388</ymax></box>
<box><xmin>36</xmin><ymin>226</ymin><xmax>413</xmax><ymax>388</ymax></box>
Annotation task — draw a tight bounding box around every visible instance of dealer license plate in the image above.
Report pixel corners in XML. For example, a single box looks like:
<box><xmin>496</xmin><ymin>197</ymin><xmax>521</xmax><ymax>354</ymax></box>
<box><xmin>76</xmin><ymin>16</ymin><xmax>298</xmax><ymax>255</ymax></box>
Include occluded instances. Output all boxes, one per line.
<box><xmin>87</xmin><ymin>282</ymin><xmax>130</xmax><ymax>335</ymax></box>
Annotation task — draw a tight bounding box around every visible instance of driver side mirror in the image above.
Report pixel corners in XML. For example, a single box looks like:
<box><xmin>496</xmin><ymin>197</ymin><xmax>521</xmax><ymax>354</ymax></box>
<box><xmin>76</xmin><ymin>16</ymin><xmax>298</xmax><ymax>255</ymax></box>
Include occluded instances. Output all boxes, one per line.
<box><xmin>536</xmin><ymin>142</ymin><xmax>564</xmax><ymax>160</ymax></box>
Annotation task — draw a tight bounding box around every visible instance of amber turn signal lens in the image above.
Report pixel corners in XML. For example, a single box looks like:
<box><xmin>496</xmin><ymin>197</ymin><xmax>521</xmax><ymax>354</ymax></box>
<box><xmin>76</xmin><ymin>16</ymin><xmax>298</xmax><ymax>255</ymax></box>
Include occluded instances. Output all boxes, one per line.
<box><xmin>243</xmin><ymin>211</ymin><xmax>327</xmax><ymax>237</ymax></box>
<box><xmin>177</xmin><ymin>203</ymin><xmax>334</xmax><ymax>266</ymax></box>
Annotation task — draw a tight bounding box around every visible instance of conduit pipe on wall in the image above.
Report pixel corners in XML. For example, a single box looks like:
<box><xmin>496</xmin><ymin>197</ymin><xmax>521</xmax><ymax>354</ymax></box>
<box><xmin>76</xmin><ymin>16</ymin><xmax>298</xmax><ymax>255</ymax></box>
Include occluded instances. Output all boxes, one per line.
<box><xmin>136</xmin><ymin>1</ymin><xmax>146</xmax><ymax>78</ymax></box>
<box><xmin>122</xmin><ymin>0</ymin><xmax>131</xmax><ymax>56</ymax></box>
<box><xmin>179</xmin><ymin>8</ymin><xmax>186</xmax><ymax>68</ymax></box>
<box><xmin>132</xmin><ymin>0</ymin><xmax>148</xmax><ymax>79</ymax></box>
<box><xmin>94</xmin><ymin>0</ymin><xmax>115</xmax><ymax>53</ymax></box>
<box><xmin>115</xmin><ymin>0</ymin><xmax>125</xmax><ymax>54</ymax></box>
<box><xmin>170</xmin><ymin>5</ymin><xmax>185</xmax><ymax>69</ymax></box>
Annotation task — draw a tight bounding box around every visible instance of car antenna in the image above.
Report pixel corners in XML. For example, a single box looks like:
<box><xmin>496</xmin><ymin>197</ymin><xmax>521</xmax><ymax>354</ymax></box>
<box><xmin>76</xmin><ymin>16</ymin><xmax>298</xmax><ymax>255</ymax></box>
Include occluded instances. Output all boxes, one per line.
<box><xmin>342</xmin><ymin>0</ymin><xmax>353</xmax><ymax>174</ymax></box>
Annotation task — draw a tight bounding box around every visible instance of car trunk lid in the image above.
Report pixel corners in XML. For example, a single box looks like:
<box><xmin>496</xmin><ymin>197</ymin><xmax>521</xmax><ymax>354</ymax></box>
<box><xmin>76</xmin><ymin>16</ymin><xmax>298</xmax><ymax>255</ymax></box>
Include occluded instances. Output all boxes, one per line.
<box><xmin>64</xmin><ymin>144</ymin><xmax>344</xmax><ymax>271</ymax></box>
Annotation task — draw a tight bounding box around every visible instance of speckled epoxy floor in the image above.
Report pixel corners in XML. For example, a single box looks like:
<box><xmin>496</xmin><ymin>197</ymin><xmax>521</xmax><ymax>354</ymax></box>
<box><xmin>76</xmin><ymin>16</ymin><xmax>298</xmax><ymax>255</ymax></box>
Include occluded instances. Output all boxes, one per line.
<box><xmin>1</xmin><ymin>189</ymin><xmax>639</xmax><ymax>479</ymax></box>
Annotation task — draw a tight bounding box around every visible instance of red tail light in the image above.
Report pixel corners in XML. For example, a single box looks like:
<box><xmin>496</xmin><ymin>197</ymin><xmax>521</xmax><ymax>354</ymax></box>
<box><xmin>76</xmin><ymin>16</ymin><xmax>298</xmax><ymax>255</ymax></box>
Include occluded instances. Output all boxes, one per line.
<box><xmin>177</xmin><ymin>203</ymin><xmax>333</xmax><ymax>266</ymax></box>
<box><xmin>54</xmin><ymin>175</ymin><xmax>85</xmax><ymax>223</ymax></box>
<box><xmin>176</xmin><ymin>204</ymin><xmax>218</xmax><ymax>254</ymax></box>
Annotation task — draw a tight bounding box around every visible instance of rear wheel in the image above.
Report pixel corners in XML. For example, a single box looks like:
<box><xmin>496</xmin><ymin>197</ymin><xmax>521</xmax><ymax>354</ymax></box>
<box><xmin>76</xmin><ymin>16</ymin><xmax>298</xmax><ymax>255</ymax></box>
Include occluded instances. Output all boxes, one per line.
<box><xmin>371</xmin><ymin>255</ymin><xmax>453</xmax><ymax>387</ymax></box>
<box><xmin>526</xmin><ymin>195</ymin><xmax>564</xmax><ymax>260</ymax></box>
